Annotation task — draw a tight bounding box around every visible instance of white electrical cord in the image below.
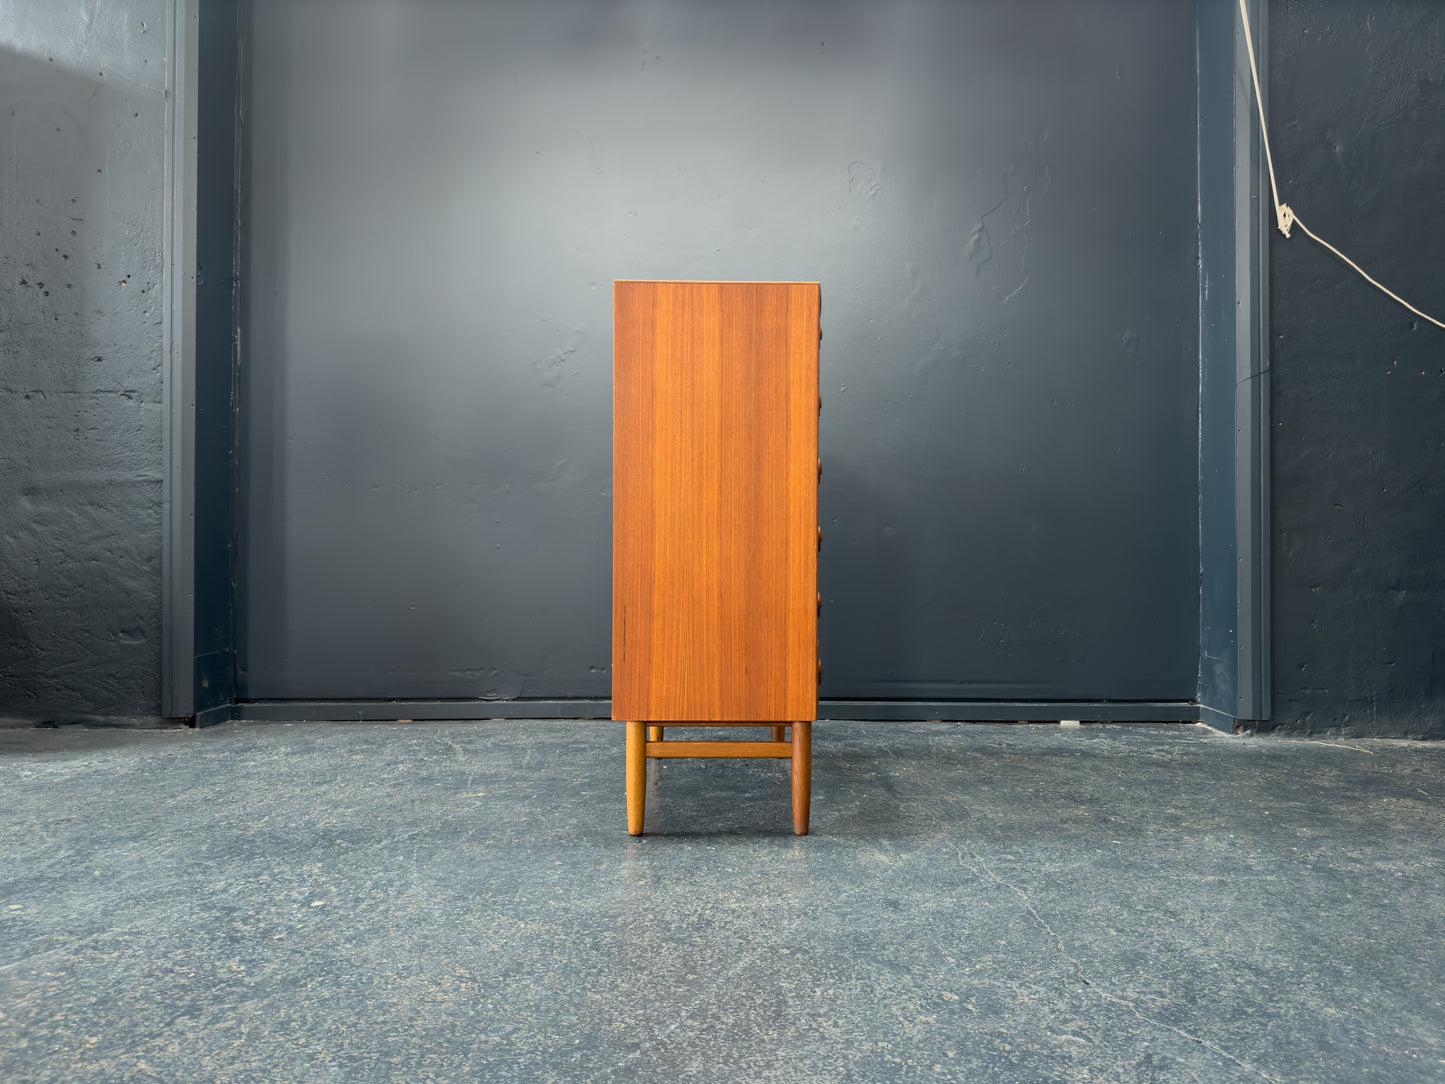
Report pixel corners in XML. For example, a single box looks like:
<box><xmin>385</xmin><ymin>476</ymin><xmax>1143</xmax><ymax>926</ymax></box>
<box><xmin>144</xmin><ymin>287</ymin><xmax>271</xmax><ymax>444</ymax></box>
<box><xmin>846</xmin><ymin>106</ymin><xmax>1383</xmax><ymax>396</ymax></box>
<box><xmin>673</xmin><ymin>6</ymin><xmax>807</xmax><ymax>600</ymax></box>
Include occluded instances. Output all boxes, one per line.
<box><xmin>1237</xmin><ymin>0</ymin><xmax>1444</xmax><ymax>330</ymax></box>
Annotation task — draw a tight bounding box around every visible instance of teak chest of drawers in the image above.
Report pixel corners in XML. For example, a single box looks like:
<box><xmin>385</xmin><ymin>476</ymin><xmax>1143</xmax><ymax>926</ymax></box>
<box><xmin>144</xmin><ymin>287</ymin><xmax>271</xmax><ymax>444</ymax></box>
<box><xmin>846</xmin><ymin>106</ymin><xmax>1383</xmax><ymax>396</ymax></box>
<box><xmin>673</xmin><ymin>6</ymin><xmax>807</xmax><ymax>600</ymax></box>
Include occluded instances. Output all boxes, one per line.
<box><xmin>613</xmin><ymin>280</ymin><xmax>820</xmax><ymax>834</ymax></box>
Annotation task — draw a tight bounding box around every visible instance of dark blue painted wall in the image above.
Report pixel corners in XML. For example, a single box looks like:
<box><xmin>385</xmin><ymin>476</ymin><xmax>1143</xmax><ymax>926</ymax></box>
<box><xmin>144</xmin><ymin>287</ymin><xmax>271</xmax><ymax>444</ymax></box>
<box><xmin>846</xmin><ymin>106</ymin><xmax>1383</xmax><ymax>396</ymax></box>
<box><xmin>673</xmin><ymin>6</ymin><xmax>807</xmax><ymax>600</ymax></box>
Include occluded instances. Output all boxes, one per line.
<box><xmin>1197</xmin><ymin>0</ymin><xmax>1243</xmax><ymax>719</ymax></box>
<box><xmin>1267</xmin><ymin>0</ymin><xmax>1445</xmax><ymax>737</ymax></box>
<box><xmin>193</xmin><ymin>0</ymin><xmax>240</xmax><ymax>714</ymax></box>
<box><xmin>237</xmin><ymin>0</ymin><xmax>1203</xmax><ymax>705</ymax></box>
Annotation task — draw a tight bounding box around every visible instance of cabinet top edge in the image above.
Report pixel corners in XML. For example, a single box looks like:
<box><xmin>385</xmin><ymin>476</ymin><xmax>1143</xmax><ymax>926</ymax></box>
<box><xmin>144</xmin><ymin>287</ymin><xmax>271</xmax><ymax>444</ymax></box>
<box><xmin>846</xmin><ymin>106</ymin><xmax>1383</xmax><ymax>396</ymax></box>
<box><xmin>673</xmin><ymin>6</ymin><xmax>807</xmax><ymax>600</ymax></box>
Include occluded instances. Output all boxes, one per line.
<box><xmin>614</xmin><ymin>279</ymin><xmax>820</xmax><ymax>286</ymax></box>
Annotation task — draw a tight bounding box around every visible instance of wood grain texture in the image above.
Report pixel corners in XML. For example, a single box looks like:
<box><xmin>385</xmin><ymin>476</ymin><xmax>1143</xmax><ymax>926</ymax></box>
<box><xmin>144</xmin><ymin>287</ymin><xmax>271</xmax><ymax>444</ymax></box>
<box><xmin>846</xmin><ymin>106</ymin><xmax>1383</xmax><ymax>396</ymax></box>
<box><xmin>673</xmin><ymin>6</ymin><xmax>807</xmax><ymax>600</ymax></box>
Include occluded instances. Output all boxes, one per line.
<box><xmin>791</xmin><ymin>721</ymin><xmax>812</xmax><ymax>835</ymax></box>
<box><xmin>613</xmin><ymin>281</ymin><xmax>819</xmax><ymax>722</ymax></box>
<box><xmin>625</xmin><ymin>721</ymin><xmax>645</xmax><ymax>835</ymax></box>
<box><xmin>625</xmin><ymin>721</ymin><xmax>789</xmax><ymax>728</ymax></box>
<box><xmin>645</xmin><ymin>741</ymin><xmax>793</xmax><ymax>758</ymax></box>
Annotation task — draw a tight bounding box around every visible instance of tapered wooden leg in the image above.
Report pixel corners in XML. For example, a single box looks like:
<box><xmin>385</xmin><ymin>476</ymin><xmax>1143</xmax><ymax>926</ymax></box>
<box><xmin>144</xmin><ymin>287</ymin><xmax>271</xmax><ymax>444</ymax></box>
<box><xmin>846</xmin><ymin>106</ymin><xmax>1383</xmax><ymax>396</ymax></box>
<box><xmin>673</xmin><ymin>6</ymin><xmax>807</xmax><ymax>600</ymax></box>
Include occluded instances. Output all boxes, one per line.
<box><xmin>626</xmin><ymin>721</ymin><xmax>646</xmax><ymax>835</ymax></box>
<box><xmin>791</xmin><ymin>721</ymin><xmax>812</xmax><ymax>835</ymax></box>
<box><xmin>771</xmin><ymin>725</ymin><xmax>786</xmax><ymax>742</ymax></box>
<box><xmin>648</xmin><ymin>725</ymin><xmax>664</xmax><ymax>742</ymax></box>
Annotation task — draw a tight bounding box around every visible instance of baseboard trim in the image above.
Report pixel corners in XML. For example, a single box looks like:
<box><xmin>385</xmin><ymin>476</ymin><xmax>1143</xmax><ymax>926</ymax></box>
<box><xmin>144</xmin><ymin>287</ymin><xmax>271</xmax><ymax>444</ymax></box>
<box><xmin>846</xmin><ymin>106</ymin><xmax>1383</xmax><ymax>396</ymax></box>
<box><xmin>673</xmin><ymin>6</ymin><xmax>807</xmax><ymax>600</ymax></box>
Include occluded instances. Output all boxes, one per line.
<box><xmin>229</xmin><ymin>699</ymin><xmax>1205</xmax><ymax>724</ymax></box>
<box><xmin>818</xmin><ymin>700</ymin><xmax>1200</xmax><ymax>722</ymax></box>
<box><xmin>234</xmin><ymin>699</ymin><xmax>615</xmax><ymax>722</ymax></box>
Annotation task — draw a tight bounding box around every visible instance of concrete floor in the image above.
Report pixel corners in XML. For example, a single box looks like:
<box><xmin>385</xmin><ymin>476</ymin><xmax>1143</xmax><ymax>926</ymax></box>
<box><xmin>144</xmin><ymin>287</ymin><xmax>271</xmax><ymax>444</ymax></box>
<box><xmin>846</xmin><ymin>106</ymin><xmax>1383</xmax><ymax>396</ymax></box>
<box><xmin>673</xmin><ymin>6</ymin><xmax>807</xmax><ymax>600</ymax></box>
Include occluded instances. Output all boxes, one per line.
<box><xmin>0</xmin><ymin>720</ymin><xmax>1442</xmax><ymax>1084</ymax></box>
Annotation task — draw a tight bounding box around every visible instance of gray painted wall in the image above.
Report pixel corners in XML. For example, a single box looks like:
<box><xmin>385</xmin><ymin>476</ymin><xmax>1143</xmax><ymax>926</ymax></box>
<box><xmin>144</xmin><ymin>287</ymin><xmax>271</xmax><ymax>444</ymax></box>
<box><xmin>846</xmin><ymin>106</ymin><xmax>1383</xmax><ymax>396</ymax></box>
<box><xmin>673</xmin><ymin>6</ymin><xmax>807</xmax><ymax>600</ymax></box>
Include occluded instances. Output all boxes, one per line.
<box><xmin>1267</xmin><ymin>1</ymin><xmax>1445</xmax><ymax>738</ymax></box>
<box><xmin>238</xmin><ymin>0</ymin><xmax>1203</xmax><ymax>704</ymax></box>
<box><xmin>0</xmin><ymin>2</ymin><xmax>167</xmax><ymax>720</ymax></box>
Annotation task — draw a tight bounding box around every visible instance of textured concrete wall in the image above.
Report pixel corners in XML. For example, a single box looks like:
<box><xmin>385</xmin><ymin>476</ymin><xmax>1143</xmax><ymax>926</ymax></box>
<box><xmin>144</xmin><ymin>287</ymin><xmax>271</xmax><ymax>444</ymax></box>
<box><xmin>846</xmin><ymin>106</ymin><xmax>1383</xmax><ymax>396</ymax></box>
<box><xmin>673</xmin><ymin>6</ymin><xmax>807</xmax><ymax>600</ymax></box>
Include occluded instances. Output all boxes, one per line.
<box><xmin>0</xmin><ymin>2</ymin><xmax>167</xmax><ymax>719</ymax></box>
<box><xmin>1268</xmin><ymin>1</ymin><xmax>1445</xmax><ymax>737</ymax></box>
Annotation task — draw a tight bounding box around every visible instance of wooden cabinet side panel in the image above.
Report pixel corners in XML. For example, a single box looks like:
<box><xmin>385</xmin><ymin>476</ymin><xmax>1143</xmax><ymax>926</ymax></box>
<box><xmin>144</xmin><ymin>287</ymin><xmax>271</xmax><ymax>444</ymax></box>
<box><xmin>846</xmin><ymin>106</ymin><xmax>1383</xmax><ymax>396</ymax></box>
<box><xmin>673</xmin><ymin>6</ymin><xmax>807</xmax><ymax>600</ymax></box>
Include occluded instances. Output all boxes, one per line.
<box><xmin>613</xmin><ymin>281</ymin><xmax>818</xmax><ymax>722</ymax></box>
